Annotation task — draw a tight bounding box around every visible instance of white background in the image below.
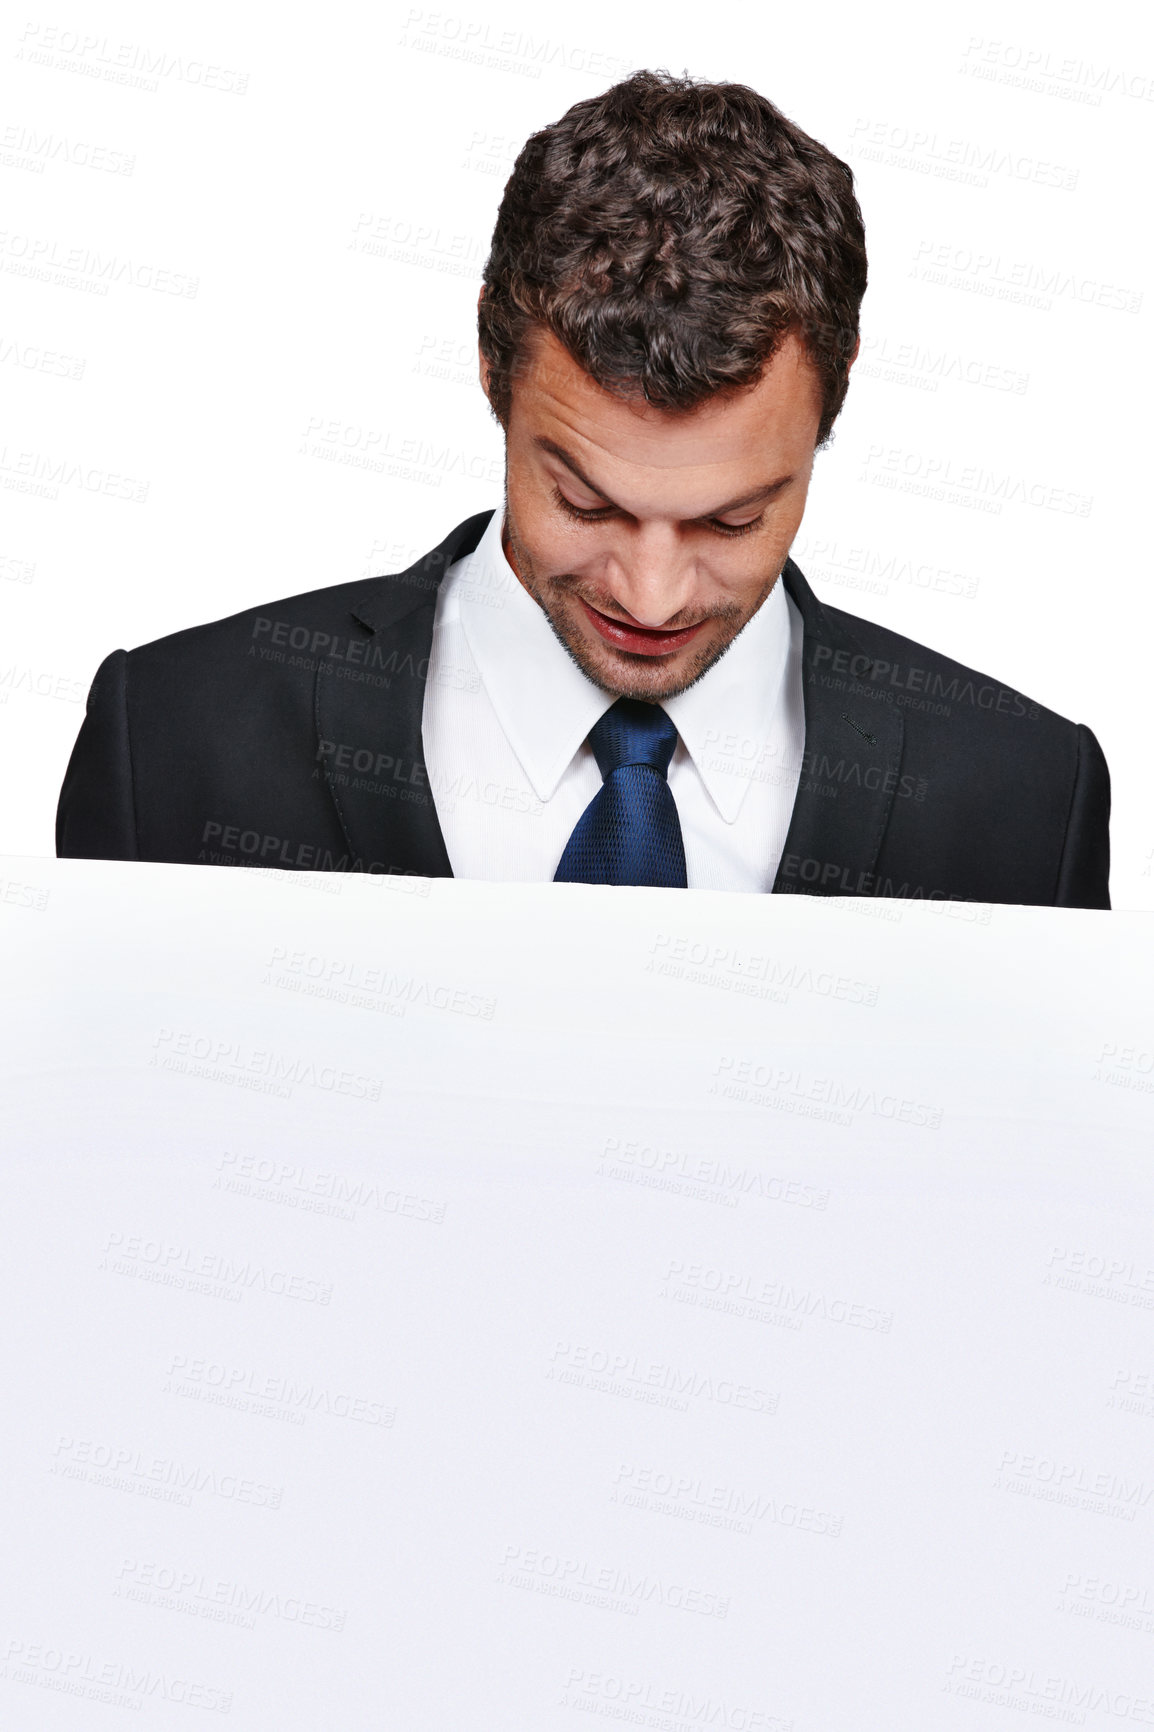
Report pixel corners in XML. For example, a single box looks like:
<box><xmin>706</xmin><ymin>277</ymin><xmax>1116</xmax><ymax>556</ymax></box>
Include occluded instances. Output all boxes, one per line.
<box><xmin>1</xmin><ymin>0</ymin><xmax>1151</xmax><ymax>901</ymax></box>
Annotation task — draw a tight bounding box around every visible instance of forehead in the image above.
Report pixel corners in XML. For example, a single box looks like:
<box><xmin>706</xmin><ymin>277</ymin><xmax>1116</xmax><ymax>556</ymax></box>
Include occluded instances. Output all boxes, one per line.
<box><xmin>509</xmin><ymin>325</ymin><xmax>822</xmax><ymax>473</ymax></box>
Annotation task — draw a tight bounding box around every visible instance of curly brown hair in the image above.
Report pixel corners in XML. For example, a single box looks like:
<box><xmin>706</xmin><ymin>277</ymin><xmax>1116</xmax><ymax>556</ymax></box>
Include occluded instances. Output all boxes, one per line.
<box><xmin>478</xmin><ymin>69</ymin><xmax>867</xmax><ymax>448</ymax></box>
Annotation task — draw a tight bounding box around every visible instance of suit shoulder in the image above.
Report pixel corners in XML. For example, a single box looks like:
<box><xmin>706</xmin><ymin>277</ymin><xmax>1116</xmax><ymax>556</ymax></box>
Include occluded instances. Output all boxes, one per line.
<box><xmin>122</xmin><ymin>569</ymin><xmax>438</xmax><ymax>668</ymax></box>
<box><xmin>813</xmin><ymin>598</ymin><xmax>1077</xmax><ymax>737</ymax></box>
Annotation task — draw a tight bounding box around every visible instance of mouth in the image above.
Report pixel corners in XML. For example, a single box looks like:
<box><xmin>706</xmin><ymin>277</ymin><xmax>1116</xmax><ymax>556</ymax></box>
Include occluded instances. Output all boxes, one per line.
<box><xmin>578</xmin><ymin>598</ymin><xmax>708</xmax><ymax>659</ymax></box>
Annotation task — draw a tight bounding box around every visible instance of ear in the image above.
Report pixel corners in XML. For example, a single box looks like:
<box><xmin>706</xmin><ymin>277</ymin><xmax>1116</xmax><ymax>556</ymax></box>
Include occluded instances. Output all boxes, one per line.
<box><xmin>846</xmin><ymin>335</ymin><xmax>861</xmax><ymax>371</ymax></box>
<box><xmin>477</xmin><ymin>288</ymin><xmax>493</xmax><ymax>401</ymax></box>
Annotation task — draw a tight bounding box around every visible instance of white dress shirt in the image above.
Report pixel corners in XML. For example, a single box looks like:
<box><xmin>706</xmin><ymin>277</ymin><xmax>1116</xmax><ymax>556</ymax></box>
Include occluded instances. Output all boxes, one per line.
<box><xmin>421</xmin><ymin>505</ymin><xmax>805</xmax><ymax>891</ymax></box>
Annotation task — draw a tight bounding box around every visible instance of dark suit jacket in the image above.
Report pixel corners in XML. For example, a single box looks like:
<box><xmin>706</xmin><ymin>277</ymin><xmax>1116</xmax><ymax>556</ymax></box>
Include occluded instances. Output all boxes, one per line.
<box><xmin>56</xmin><ymin>509</ymin><xmax>1110</xmax><ymax>906</ymax></box>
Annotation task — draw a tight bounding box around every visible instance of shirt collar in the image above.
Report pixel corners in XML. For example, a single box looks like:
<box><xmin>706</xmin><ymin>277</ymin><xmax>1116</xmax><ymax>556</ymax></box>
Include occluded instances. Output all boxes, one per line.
<box><xmin>663</xmin><ymin>576</ymin><xmax>794</xmax><ymax>823</ymax></box>
<box><xmin>457</xmin><ymin>505</ymin><xmax>794</xmax><ymax>821</ymax></box>
<box><xmin>458</xmin><ymin>507</ymin><xmax>614</xmax><ymax>801</ymax></box>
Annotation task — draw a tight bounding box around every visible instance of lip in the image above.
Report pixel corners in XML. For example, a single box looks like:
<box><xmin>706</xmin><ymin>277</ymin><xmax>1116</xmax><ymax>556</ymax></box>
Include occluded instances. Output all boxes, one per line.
<box><xmin>579</xmin><ymin>598</ymin><xmax>707</xmax><ymax>658</ymax></box>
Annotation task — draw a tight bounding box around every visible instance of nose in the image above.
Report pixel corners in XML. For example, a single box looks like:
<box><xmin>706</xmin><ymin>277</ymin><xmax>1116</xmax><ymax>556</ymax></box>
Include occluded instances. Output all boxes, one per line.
<box><xmin>601</xmin><ymin>522</ymin><xmax>698</xmax><ymax>628</ymax></box>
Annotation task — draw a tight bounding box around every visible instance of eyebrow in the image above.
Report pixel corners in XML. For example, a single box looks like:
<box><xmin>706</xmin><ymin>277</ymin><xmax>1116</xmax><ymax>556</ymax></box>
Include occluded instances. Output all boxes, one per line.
<box><xmin>533</xmin><ymin>435</ymin><xmax>793</xmax><ymax>518</ymax></box>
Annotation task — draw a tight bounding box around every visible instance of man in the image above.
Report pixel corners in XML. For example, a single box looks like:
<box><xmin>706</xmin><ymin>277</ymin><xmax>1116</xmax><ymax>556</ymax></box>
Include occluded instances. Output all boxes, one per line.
<box><xmin>56</xmin><ymin>71</ymin><xmax>1110</xmax><ymax>906</ymax></box>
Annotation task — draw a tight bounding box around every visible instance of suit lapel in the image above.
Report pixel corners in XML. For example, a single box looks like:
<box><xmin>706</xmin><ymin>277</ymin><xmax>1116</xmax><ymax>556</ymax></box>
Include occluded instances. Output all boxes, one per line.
<box><xmin>316</xmin><ymin>521</ymin><xmax>904</xmax><ymax>893</ymax></box>
<box><xmin>773</xmin><ymin>557</ymin><xmax>906</xmax><ymax>896</ymax></box>
<box><xmin>314</xmin><ymin>511</ymin><xmax>494</xmax><ymax>877</ymax></box>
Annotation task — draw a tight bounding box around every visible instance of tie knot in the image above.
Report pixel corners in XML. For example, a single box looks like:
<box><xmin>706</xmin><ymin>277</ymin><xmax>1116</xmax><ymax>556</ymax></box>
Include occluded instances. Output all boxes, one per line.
<box><xmin>588</xmin><ymin>698</ymin><xmax>678</xmax><ymax>781</ymax></box>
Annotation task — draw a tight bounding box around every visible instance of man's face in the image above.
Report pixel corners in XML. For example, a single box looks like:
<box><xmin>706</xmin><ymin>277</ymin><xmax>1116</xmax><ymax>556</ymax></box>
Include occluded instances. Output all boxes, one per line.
<box><xmin>483</xmin><ymin>324</ymin><xmax>826</xmax><ymax>702</ymax></box>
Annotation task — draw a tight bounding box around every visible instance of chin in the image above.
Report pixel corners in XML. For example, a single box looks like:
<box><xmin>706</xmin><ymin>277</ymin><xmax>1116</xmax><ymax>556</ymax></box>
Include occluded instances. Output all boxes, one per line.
<box><xmin>537</xmin><ymin>589</ymin><xmax>739</xmax><ymax>701</ymax></box>
<box><xmin>570</xmin><ymin>635</ymin><xmax>719</xmax><ymax>703</ymax></box>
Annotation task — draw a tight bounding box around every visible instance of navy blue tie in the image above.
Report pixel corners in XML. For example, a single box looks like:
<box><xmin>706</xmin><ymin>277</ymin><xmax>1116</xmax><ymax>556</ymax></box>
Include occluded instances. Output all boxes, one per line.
<box><xmin>554</xmin><ymin>698</ymin><xmax>688</xmax><ymax>888</ymax></box>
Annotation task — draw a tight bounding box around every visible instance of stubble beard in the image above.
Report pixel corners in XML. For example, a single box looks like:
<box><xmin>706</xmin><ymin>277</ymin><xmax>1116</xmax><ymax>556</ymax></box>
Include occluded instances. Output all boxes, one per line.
<box><xmin>502</xmin><ymin>509</ymin><xmax>776</xmax><ymax>704</ymax></box>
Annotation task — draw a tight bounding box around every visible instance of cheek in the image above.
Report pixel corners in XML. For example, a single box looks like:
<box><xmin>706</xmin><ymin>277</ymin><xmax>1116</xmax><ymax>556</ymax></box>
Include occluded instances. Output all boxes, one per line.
<box><xmin>511</xmin><ymin>477</ymin><xmax>560</xmax><ymax>545</ymax></box>
<box><xmin>516</xmin><ymin>501</ymin><xmax>598</xmax><ymax>573</ymax></box>
<box><xmin>720</xmin><ymin>563</ymin><xmax>777</xmax><ymax>613</ymax></box>
<box><xmin>697</xmin><ymin>540</ymin><xmax>791</xmax><ymax>620</ymax></box>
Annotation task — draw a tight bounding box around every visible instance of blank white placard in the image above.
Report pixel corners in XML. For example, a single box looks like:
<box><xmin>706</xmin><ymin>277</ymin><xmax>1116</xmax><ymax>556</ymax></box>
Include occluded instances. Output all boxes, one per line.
<box><xmin>0</xmin><ymin>857</ymin><xmax>1151</xmax><ymax>1731</ymax></box>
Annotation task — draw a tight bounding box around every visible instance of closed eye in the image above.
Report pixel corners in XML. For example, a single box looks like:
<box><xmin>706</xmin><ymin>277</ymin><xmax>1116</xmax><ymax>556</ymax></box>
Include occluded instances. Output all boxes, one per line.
<box><xmin>552</xmin><ymin>486</ymin><xmax>763</xmax><ymax>538</ymax></box>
